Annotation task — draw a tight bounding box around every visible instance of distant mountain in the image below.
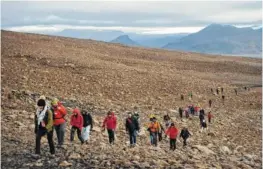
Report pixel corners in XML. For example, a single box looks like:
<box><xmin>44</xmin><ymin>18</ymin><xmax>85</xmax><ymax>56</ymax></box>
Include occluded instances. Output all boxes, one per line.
<box><xmin>110</xmin><ymin>35</ymin><xmax>139</xmax><ymax>46</ymax></box>
<box><xmin>133</xmin><ymin>34</ymin><xmax>188</xmax><ymax>48</ymax></box>
<box><xmin>163</xmin><ymin>24</ymin><xmax>262</xmax><ymax>56</ymax></box>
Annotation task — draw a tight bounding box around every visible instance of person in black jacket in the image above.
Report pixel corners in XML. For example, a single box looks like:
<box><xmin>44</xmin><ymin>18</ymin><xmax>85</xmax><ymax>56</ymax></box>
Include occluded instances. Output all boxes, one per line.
<box><xmin>125</xmin><ymin>112</ymin><xmax>140</xmax><ymax>147</ymax></box>
<box><xmin>179</xmin><ymin>107</ymin><xmax>183</xmax><ymax>119</ymax></box>
<box><xmin>81</xmin><ymin>110</ymin><xmax>93</xmax><ymax>144</ymax></box>
<box><xmin>201</xmin><ymin>119</ymin><xmax>207</xmax><ymax>132</ymax></box>
<box><xmin>199</xmin><ymin>109</ymin><xmax>205</xmax><ymax>126</ymax></box>
<box><xmin>158</xmin><ymin>123</ymin><xmax>165</xmax><ymax>142</ymax></box>
<box><xmin>209</xmin><ymin>100</ymin><xmax>212</xmax><ymax>108</ymax></box>
<box><xmin>180</xmin><ymin>127</ymin><xmax>191</xmax><ymax>146</ymax></box>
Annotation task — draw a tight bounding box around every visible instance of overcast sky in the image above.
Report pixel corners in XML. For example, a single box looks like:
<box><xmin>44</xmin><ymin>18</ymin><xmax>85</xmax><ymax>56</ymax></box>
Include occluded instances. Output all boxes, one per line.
<box><xmin>1</xmin><ymin>1</ymin><xmax>262</xmax><ymax>34</ymax></box>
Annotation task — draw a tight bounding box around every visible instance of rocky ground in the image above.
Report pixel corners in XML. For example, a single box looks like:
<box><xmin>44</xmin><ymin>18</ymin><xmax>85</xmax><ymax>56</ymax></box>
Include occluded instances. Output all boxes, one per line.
<box><xmin>1</xmin><ymin>30</ymin><xmax>262</xmax><ymax>168</ymax></box>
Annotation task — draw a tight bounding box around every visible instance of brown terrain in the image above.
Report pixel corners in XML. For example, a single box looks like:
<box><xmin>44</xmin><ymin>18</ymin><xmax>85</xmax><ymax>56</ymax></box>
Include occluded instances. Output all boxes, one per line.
<box><xmin>1</xmin><ymin>30</ymin><xmax>262</xmax><ymax>169</ymax></box>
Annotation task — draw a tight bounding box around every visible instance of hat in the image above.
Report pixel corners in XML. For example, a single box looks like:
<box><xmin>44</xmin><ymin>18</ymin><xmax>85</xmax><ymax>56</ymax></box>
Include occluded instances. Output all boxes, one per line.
<box><xmin>51</xmin><ymin>98</ymin><xmax>59</xmax><ymax>106</ymax></box>
<box><xmin>39</xmin><ymin>95</ymin><xmax>46</xmax><ymax>100</ymax></box>
<box><xmin>37</xmin><ymin>99</ymin><xmax>46</xmax><ymax>107</ymax></box>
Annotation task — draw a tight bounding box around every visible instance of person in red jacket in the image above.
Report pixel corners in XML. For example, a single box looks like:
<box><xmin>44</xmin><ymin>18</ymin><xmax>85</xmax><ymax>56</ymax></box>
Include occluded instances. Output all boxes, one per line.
<box><xmin>51</xmin><ymin>98</ymin><xmax>67</xmax><ymax>147</ymax></box>
<box><xmin>208</xmin><ymin>111</ymin><xmax>213</xmax><ymax>123</ymax></box>
<box><xmin>70</xmin><ymin>108</ymin><xmax>84</xmax><ymax>144</ymax></box>
<box><xmin>165</xmin><ymin>123</ymin><xmax>178</xmax><ymax>151</ymax></box>
<box><xmin>102</xmin><ymin>111</ymin><xmax>117</xmax><ymax>144</ymax></box>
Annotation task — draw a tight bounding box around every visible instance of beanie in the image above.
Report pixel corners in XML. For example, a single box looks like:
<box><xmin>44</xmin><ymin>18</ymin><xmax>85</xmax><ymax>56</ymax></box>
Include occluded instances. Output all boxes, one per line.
<box><xmin>37</xmin><ymin>99</ymin><xmax>46</xmax><ymax>107</ymax></box>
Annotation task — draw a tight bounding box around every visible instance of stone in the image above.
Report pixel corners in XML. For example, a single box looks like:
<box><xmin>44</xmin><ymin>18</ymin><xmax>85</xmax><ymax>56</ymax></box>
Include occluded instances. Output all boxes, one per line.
<box><xmin>207</xmin><ymin>132</ymin><xmax>216</xmax><ymax>137</ymax></box>
<box><xmin>35</xmin><ymin>162</ymin><xmax>43</xmax><ymax>167</ymax></box>
<box><xmin>14</xmin><ymin>121</ymin><xmax>25</xmax><ymax>127</ymax></box>
<box><xmin>192</xmin><ymin>145</ymin><xmax>216</xmax><ymax>155</ymax></box>
<box><xmin>69</xmin><ymin>153</ymin><xmax>81</xmax><ymax>159</ymax></box>
<box><xmin>244</xmin><ymin>154</ymin><xmax>254</xmax><ymax>161</ymax></box>
<box><xmin>220</xmin><ymin>146</ymin><xmax>232</xmax><ymax>155</ymax></box>
<box><xmin>207</xmin><ymin>143</ymin><xmax>214</xmax><ymax>148</ymax></box>
<box><xmin>133</xmin><ymin>155</ymin><xmax>140</xmax><ymax>160</ymax></box>
<box><xmin>29</xmin><ymin>114</ymin><xmax>35</xmax><ymax>119</ymax></box>
<box><xmin>59</xmin><ymin>161</ymin><xmax>72</xmax><ymax>167</ymax></box>
<box><xmin>92</xmin><ymin>126</ymin><xmax>101</xmax><ymax>132</ymax></box>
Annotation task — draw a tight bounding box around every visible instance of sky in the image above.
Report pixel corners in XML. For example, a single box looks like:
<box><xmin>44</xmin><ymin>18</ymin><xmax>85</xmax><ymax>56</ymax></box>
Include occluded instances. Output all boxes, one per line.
<box><xmin>1</xmin><ymin>1</ymin><xmax>262</xmax><ymax>34</ymax></box>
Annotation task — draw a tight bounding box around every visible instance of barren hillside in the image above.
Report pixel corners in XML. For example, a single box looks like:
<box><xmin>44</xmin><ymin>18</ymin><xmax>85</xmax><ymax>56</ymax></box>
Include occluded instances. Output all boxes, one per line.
<box><xmin>1</xmin><ymin>30</ymin><xmax>262</xmax><ymax>169</ymax></box>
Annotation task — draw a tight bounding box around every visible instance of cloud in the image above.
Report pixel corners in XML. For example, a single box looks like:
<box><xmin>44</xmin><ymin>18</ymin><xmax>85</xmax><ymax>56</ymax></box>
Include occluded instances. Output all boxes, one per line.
<box><xmin>1</xmin><ymin>1</ymin><xmax>262</xmax><ymax>34</ymax></box>
<box><xmin>5</xmin><ymin>25</ymin><xmax>205</xmax><ymax>34</ymax></box>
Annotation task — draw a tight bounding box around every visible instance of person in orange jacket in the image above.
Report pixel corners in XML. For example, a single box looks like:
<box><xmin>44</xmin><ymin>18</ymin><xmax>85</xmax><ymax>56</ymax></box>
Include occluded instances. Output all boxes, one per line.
<box><xmin>51</xmin><ymin>98</ymin><xmax>67</xmax><ymax>147</ymax></box>
<box><xmin>165</xmin><ymin>123</ymin><xmax>178</xmax><ymax>150</ymax></box>
<box><xmin>70</xmin><ymin>108</ymin><xmax>84</xmax><ymax>144</ymax></box>
<box><xmin>208</xmin><ymin>111</ymin><xmax>213</xmax><ymax>123</ymax></box>
<box><xmin>147</xmin><ymin>117</ymin><xmax>161</xmax><ymax>146</ymax></box>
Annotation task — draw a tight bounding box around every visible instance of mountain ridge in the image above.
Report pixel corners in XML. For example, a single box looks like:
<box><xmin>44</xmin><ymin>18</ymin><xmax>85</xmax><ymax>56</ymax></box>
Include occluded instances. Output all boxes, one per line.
<box><xmin>163</xmin><ymin>24</ymin><xmax>262</xmax><ymax>56</ymax></box>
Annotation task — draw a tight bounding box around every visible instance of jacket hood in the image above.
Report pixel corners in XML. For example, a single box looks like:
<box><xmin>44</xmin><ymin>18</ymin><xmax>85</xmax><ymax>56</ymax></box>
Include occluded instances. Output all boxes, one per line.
<box><xmin>73</xmin><ymin>108</ymin><xmax>81</xmax><ymax>115</ymax></box>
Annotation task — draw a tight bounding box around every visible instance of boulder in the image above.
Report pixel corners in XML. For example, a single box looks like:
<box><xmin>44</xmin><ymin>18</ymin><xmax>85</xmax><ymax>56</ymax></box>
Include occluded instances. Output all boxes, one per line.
<box><xmin>192</xmin><ymin>145</ymin><xmax>215</xmax><ymax>155</ymax></box>
<box><xmin>69</xmin><ymin>153</ymin><xmax>81</xmax><ymax>159</ymax></box>
<box><xmin>59</xmin><ymin>161</ymin><xmax>72</xmax><ymax>167</ymax></box>
<box><xmin>220</xmin><ymin>146</ymin><xmax>232</xmax><ymax>155</ymax></box>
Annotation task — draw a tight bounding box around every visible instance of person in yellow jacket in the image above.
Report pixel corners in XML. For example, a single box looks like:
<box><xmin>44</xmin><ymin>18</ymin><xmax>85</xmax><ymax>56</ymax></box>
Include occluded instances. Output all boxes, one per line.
<box><xmin>147</xmin><ymin>117</ymin><xmax>161</xmax><ymax>146</ymax></box>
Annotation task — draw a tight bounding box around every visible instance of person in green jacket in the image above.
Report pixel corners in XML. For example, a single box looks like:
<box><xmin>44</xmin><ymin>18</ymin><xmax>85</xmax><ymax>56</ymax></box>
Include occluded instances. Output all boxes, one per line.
<box><xmin>35</xmin><ymin>99</ymin><xmax>55</xmax><ymax>155</ymax></box>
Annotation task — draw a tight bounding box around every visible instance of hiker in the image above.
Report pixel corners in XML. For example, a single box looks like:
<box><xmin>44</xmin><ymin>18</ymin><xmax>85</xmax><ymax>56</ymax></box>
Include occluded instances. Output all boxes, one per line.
<box><xmin>51</xmin><ymin>98</ymin><xmax>67</xmax><ymax>147</ymax></box>
<box><xmin>35</xmin><ymin>99</ymin><xmax>55</xmax><ymax>155</ymax></box>
<box><xmin>208</xmin><ymin>111</ymin><xmax>213</xmax><ymax>123</ymax></box>
<box><xmin>184</xmin><ymin>108</ymin><xmax>189</xmax><ymax>118</ymax></box>
<box><xmin>201</xmin><ymin>119</ymin><xmax>207</xmax><ymax>132</ymax></box>
<box><xmin>211</xmin><ymin>88</ymin><xmax>213</xmax><ymax>94</ymax></box>
<box><xmin>199</xmin><ymin>108</ymin><xmax>205</xmax><ymax>116</ymax></box>
<box><xmin>209</xmin><ymin>99</ymin><xmax>212</xmax><ymax>108</ymax></box>
<box><xmin>102</xmin><ymin>111</ymin><xmax>117</xmax><ymax>144</ymax></box>
<box><xmin>81</xmin><ymin>110</ymin><xmax>93</xmax><ymax>144</ymax></box>
<box><xmin>70</xmin><ymin>108</ymin><xmax>84</xmax><ymax>144</ymax></box>
<box><xmin>180</xmin><ymin>94</ymin><xmax>184</xmax><ymax>101</ymax></box>
<box><xmin>221</xmin><ymin>87</ymin><xmax>224</xmax><ymax>93</ymax></box>
<box><xmin>222</xmin><ymin>95</ymin><xmax>225</xmax><ymax>104</ymax></box>
<box><xmin>199</xmin><ymin>111</ymin><xmax>205</xmax><ymax>126</ymax></box>
<box><xmin>216</xmin><ymin>88</ymin><xmax>219</xmax><ymax>95</ymax></box>
<box><xmin>165</xmin><ymin>123</ymin><xmax>178</xmax><ymax>151</ymax></box>
<box><xmin>179</xmin><ymin>107</ymin><xmax>183</xmax><ymax>119</ymax></box>
<box><xmin>133</xmin><ymin>111</ymin><xmax>140</xmax><ymax>121</ymax></box>
<box><xmin>194</xmin><ymin>106</ymin><xmax>199</xmax><ymax>116</ymax></box>
<box><xmin>133</xmin><ymin>107</ymin><xmax>140</xmax><ymax>121</ymax></box>
<box><xmin>158</xmin><ymin>123</ymin><xmax>165</xmax><ymax>142</ymax></box>
<box><xmin>125</xmin><ymin>112</ymin><xmax>140</xmax><ymax>147</ymax></box>
<box><xmin>190</xmin><ymin>105</ymin><xmax>195</xmax><ymax>115</ymax></box>
<box><xmin>147</xmin><ymin>117</ymin><xmax>161</xmax><ymax>146</ymax></box>
<box><xmin>163</xmin><ymin>113</ymin><xmax>171</xmax><ymax>128</ymax></box>
<box><xmin>180</xmin><ymin>127</ymin><xmax>191</xmax><ymax>146</ymax></box>
<box><xmin>244</xmin><ymin>86</ymin><xmax>247</xmax><ymax>90</ymax></box>
<box><xmin>189</xmin><ymin>92</ymin><xmax>193</xmax><ymax>99</ymax></box>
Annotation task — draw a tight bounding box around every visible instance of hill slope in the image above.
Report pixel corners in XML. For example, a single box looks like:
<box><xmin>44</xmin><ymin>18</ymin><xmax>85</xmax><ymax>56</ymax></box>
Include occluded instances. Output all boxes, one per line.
<box><xmin>163</xmin><ymin>24</ymin><xmax>262</xmax><ymax>56</ymax></box>
<box><xmin>1</xmin><ymin>30</ymin><xmax>262</xmax><ymax>169</ymax></box>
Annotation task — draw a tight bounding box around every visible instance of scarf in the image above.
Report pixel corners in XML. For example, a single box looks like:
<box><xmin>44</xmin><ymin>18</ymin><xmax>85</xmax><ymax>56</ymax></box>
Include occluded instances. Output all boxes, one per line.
<box><xmin>36</xmin><ymin>105</ymin><xmax>48</xmax><ymax>125</ymax></box>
